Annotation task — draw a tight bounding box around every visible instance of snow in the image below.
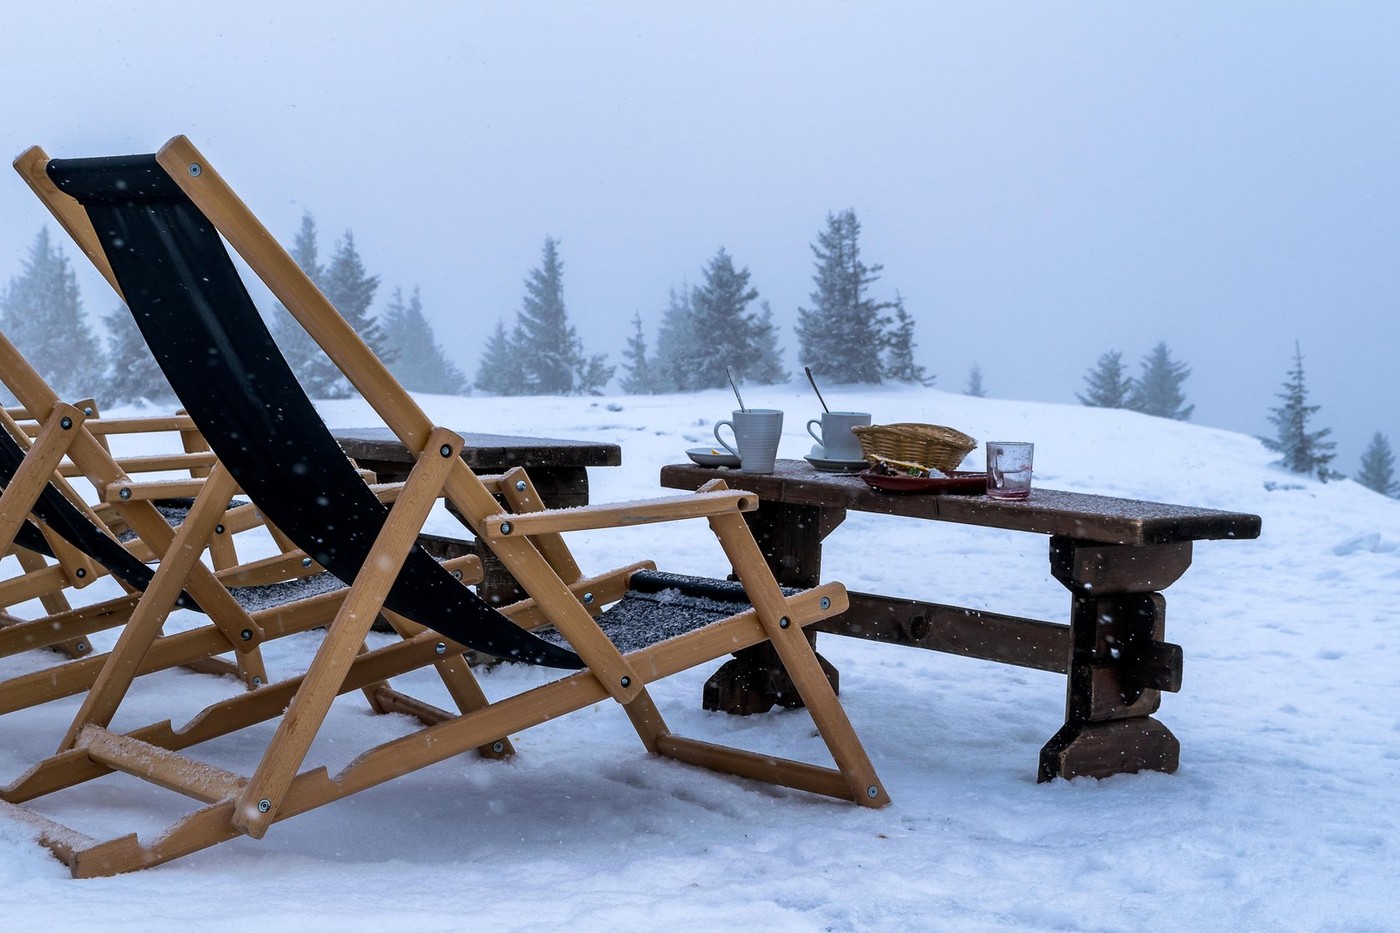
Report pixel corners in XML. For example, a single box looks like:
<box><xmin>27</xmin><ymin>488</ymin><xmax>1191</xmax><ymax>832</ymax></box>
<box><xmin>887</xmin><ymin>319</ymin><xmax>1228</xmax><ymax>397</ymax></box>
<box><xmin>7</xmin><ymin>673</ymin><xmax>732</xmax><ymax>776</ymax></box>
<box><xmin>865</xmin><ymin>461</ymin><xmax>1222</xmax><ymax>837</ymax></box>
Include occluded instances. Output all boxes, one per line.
<box><xmin>2</xmin><ymin>383</ymin><xmax>1397</xmax><ymax>931</ymax></box>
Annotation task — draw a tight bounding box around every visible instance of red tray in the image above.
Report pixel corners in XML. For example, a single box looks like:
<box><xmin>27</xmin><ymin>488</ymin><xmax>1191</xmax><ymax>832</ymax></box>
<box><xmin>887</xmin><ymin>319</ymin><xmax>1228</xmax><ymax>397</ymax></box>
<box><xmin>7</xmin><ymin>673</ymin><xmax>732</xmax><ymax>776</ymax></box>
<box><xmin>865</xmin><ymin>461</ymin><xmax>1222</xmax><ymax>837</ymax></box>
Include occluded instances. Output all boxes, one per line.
<box><xmin>859</xmin><ymin>469</ymin><xmax>986</xmax><ymax>495</ymax></box>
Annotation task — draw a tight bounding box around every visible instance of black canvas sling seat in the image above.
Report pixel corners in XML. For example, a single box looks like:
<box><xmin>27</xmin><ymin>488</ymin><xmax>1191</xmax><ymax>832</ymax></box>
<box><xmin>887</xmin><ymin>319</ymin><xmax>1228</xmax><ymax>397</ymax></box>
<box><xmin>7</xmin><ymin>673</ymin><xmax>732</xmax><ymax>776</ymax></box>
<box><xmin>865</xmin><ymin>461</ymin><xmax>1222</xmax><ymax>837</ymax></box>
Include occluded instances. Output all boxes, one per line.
<box><xmin>45</xmin><ymin>155</ymin><xmax>582</xmax><ymax>669</ymax></box>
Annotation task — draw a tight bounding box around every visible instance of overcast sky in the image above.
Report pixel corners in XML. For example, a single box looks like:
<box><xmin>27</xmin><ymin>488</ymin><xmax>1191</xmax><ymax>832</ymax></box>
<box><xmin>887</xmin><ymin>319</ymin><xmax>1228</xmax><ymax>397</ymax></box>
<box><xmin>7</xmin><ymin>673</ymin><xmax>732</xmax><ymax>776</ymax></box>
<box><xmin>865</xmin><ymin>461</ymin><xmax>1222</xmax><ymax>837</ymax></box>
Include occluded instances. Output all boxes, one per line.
<box><xmin>2</xmin><ymin>2</ymin><xmax>1396</xmax><ymax>469</ymax></box>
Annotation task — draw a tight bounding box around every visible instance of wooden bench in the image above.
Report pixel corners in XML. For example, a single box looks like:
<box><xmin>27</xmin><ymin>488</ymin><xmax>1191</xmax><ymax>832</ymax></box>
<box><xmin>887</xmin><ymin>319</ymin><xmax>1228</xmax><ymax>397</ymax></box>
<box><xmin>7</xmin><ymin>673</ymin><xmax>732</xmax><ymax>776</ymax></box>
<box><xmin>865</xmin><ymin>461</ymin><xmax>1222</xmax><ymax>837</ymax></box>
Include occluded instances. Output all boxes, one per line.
<box><xmin>660</xmin><ymin>459</ymin><xmax>1261</xmax><ymax>782</ymax></box>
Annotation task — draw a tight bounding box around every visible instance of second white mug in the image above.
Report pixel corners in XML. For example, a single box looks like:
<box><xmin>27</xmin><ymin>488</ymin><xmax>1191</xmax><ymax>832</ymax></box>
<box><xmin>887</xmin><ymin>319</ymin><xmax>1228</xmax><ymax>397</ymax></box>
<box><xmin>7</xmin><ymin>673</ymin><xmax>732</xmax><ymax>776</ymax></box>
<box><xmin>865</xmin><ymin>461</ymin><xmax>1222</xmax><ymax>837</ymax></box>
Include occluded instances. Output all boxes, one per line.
<box><xmin>806</xmin><ymin>411</ymin><xmax>871</xmax><ymax>461</ymax></box>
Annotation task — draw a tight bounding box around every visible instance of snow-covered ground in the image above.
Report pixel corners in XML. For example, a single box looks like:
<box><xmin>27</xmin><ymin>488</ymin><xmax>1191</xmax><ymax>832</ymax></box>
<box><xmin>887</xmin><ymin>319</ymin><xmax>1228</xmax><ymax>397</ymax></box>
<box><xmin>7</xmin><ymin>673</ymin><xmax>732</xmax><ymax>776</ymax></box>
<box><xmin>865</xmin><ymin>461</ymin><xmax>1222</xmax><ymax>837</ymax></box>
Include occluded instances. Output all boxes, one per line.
<box><xmin>1</xmin><ymin>383</ymin><xmax>1396</xmax><ymax>932</ymax></box>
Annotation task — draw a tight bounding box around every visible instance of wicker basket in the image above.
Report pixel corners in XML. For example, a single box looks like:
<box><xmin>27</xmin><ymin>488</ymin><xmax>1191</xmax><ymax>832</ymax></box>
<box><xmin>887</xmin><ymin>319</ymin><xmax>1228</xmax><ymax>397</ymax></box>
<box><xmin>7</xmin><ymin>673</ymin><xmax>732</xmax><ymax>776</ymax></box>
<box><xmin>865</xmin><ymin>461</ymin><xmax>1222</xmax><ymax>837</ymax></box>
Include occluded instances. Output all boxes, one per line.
<box><xmin>852</xmin><ymin>423</ymin><xmax>978</xmax><ymax>473</ymax></box>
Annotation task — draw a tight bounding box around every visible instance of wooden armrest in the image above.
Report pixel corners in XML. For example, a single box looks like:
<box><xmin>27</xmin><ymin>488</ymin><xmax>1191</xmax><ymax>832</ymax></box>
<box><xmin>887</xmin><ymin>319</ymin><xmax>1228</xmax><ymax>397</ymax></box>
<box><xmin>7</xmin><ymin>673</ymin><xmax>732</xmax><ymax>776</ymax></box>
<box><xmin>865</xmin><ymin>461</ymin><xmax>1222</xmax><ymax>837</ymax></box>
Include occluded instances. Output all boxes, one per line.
<box><xmin>480</xmin><ymin>488</ymin><xmax>758</xmax><ymax>539</ymax></box>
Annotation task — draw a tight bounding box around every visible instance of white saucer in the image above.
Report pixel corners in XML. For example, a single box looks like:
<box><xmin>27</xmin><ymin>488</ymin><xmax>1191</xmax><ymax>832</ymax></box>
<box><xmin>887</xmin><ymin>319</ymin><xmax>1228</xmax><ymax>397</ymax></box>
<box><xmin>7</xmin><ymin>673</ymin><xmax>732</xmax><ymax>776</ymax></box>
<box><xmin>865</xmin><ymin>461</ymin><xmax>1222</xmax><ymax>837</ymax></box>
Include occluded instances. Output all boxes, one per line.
<box><xmin>804</xmin><ymin>455</ymin><xmax>868</xmax><ymax>474</ymax></box>
<box><xmin>687</xmin><ymin>447</ymin><xmax>742</xmax><ymax>468</ymax></box>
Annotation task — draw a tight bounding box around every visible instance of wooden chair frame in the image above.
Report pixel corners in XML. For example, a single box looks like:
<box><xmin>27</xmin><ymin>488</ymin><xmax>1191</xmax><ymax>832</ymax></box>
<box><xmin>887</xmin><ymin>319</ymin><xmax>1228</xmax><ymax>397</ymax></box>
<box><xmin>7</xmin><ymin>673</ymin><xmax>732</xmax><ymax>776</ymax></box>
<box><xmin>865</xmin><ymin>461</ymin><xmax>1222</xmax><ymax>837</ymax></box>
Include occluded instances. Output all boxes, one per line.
<box><xmin>0</xmin><ymin>300</ymin><xmax>479</xmax><ymax>723</ymax></box>
<box><xmin>2</xmin><ymin>136</ymin><xmax>889</xmax><ymax>877</ymax></box>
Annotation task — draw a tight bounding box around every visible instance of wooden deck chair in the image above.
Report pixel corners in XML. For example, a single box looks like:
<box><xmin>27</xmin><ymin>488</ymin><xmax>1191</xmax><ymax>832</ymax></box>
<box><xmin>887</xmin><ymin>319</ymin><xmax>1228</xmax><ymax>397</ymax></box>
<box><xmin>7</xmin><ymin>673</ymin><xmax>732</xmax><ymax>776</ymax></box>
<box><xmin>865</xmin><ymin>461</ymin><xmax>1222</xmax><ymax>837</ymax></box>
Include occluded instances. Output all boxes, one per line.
<box><xmin>3</xmin><ymin>137</ymin><xmax>888</xmax><ymax>876</ymax></box>
<box><xmin>0</xmin><ymin>347</ymin><xmax>496</xmax><ymax>729</ymax></box>
<box><xmin>0</xmin><ymin>328</ymin><xmax>297</xmax><ymax>685</ymax></box>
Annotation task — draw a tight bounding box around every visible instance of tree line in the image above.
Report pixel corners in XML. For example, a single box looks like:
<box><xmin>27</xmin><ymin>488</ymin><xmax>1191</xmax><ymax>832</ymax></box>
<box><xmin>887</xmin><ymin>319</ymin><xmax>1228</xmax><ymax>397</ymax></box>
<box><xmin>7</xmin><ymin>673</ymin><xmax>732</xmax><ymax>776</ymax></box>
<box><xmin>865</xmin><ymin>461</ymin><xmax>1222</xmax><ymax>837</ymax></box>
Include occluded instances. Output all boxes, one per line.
<box><xmin>1074</xmin><ymin>339</ymin><xmax>1397</xmax><ymax>498</ymax></box>
<box><xmin>481</xmin><ymin>209</ymin><xmax>931</xmax><ymax>395</ymax></box>
<box><xmin>1</xmin><ymin>216</ymin><xmax>1395</xmax><ymax>498</ymax></box>
<box><xmin>0</xmin><ymin>206</ymin><xmax>932</xmax><ymax>406</ymax></box>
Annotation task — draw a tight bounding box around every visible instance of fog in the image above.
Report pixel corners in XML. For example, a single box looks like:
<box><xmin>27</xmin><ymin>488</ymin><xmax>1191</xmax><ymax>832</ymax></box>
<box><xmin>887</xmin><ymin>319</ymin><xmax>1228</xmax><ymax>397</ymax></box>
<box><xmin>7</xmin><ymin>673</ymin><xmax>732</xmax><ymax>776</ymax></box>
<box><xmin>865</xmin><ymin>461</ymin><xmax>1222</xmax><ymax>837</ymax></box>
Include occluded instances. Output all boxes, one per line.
<box><xmin>1</xmin><ymin>1</ymin><xmax>1396</xmax><ymax>469</ymax></box>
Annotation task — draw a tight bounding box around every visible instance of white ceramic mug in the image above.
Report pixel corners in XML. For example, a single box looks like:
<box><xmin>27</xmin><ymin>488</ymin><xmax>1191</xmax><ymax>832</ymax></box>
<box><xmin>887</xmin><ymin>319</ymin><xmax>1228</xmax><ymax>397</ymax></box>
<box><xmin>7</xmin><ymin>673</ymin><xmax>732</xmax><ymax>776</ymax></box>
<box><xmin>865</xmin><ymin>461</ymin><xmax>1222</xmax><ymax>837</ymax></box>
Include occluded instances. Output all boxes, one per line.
<box><xmin>806</xmin><ymin>411</ymin><xmax>871</xmax><ymax>461</ymax></box>
<box><xmin>714</xmin><ymin>409</ymin><xmax>784</xmax><ymax>473</ymax></box>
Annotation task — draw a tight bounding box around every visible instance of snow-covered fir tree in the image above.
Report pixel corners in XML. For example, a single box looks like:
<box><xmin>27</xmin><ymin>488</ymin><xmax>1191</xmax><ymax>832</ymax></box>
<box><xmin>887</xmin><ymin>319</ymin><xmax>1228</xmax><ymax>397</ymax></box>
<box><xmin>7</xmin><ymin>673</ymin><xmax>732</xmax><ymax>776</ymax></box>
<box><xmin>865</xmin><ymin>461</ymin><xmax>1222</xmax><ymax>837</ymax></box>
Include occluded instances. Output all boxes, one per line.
<box><xmin>572</xmin><ymin>332</ymin><xmax>615</xmax><ymax>396</ymax></box>
<box><xmin>882</xmin><ymin>295</ymin><xmax>932</xmax><ymax>384</ymax></box>
<box><xmin>103</xmin><ymin>303</ymin><xmax>173</xmax><ymax>404</ymax></box>
<box><xmin>474</xmin><ymin>319</ymin><xmax>526</xmax><ymax>395</ymax></box>
<box><xmin>512</xmin><ymin>236</ymin><xmax>575</xmax><ymax>393</ymax></box>
<box><xmin>271</xmin><ymin>213</ymin><xmax>344</xmax><ymax>397</ymax></box>
<box><xmin>0</xmin><ymin>228</ymin><xmax>101</xmax><ymax>401</ymax></box>
<box><xmin>1356</xmin><ymin>432</ymin><xmax>1397</xmax><ymax>497</ymax></box>
<box><xmin>619</xmin><ymin>312</ymin><xmax>658</xmax><ymax>394</ymax></box>
<box><xmin>653</xmin><ymin>286</ymin><xmax>702</xmax><ymax>392</ymax></box>
<box><xmin>1261</xmin><ymin>342</ymin><xmax>1337</xmax><ymax>480</ymax></box>
<box><xmin>320</xmin><ymin>229</ymin><xmax>390</xmax><ymax>396</ymax></box>
<box><xmin>509</xmin><ymin>237</ymin><xmax>609</xmax><ymax>395</ymax></box>
<box><xmin>964</xmin><ymin>363</ymin><xmax>986</xmax><ymax>397</ymax></box>
<box><xmin>795</xmin><ymin>209</ymin><xmax>892</xmax><ymax>384</ymax></box>
<box><xmin>1078</xmin><ymin>350</ymin><xmax>1134</xmax><ymax>408</ymax></box>
<box><xmin>688</xmin><ymin>248</ymin><xmax>764</xmax><ymax>388</ymax></box>
<box><xmin>746</xmin><ymin>300</ymin><xmax>790</xmax><ymax>386</ymax></box>
<box><xmin>1127</xmin><ymin>342</ymin><xmax>1194</xmax><ymax>420</ymax></box>
<box><xmin>382</xmin><ymin>287</ymin><xmax>468</xmax><ymax>395</ymax></box>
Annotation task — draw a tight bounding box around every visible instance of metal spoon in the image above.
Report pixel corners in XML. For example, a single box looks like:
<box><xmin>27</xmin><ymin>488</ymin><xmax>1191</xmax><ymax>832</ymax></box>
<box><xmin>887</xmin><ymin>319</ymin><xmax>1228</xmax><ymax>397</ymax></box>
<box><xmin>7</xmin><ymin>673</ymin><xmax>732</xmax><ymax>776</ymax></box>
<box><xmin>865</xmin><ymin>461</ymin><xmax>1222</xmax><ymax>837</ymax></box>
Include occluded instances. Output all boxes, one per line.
<box><xmin>726</xmin><ymin>365</ymin><xmax>747</xmax><ymax>412</ymax></box>
<box><xmin>804</xmin><ymin>366</ymin><xmax>831</xmax><ymax>413</ymax></box>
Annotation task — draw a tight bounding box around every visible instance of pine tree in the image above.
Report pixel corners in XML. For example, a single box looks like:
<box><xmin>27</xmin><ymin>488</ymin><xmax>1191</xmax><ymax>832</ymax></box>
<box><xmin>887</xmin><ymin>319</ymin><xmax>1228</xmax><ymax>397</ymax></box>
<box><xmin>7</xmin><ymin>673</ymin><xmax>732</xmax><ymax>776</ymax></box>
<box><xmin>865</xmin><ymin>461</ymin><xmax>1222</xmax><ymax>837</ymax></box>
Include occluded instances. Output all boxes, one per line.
<box><xmin>1261</xmin><ymin>341</ymin><xmax>1337</xmax><ymax>480</ymax></box>
<box><xmin>619</xmin><ymin>312</ymin><xmax>657</xmax><ymax>394</ymax></box>
<box><xmin>572</xmin><ymin>335</ymin><xmax>615</xmax><ymax>395</ymax></box>
<box><xmin>474</xmin><ymin>319</ymin><xmax>526</xmax><ymax>395</ymax></box>
<box><xmin>323</xmin><ymin>231</ymin><xmax>387</xmax><ymax>354</ymax></box>
<box><xmin>0</xmin><ymin>228</ymin><xmax>101</xmax><ymax>400</ymax></box>
<box><xmin>1356</xmin><ymin>432</ymin><xmax>1397</xmax><ymax>497</ymax></box>
<box><xmin>271</xmin><ymin>213</ymin><xmax>343</xmax><ymax>397</ymax></box>
<box><xmin>881</xmin><ymin>295</ymin><xmax>932</xmax><ymax>384</ymax></box>
<box><xmin>103</xmin><ymin>304</ymin><xmax>173</xmax><ymax>403</ymax></box>
<box><xmin>1077</xmin><ymin>350</ymin><xmax>1134</xmax><ymax>408</ymax></box>
<box><xmin>689</xmin><ymin>248</ymin><xmax>762</xmax><ymax>387</ymax></box>
<box><xmin>512</xmin><ymin>237</ymin><xmax>602</xmax><ymax>394</ymax></box>
<box><xmin>381</xmin><ymin>286</ymin><xmax>468</xmax><ymax>395</ymax></box>
<box><xmin>795</xmin><ymin>209</ymin><xmax>892</xmax><ymax>384</ymax></box>
<box><xmin>747</xmin><ymin>300</ymin><xmax>790</xmax><ymax>385</ymax></box>
<box><xmin>964</xmin><ymin>363</ymin><xmax>986</xmax><ymax>398</ymax></box>
<box><xmin>1127</xmin><ymin>342</ymin><xmax>1194</xmax><ymax>420</ymax></box>
<box><xmin>318</xmin><ymin>229</ymin><xmax>391</xmax><ymax>400</ymax></box>
<box><xmin>653</xmin><ymin>286</ymin><xmax>700</xmax><ymax>392</ymax></box>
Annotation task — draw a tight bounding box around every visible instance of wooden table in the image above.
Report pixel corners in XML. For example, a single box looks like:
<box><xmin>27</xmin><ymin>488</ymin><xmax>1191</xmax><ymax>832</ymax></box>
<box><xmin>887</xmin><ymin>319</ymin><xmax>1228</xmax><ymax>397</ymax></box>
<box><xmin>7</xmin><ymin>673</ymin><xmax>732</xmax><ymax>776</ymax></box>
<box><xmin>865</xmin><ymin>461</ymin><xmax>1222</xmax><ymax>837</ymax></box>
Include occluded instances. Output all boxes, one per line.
<box><xmin>333</xmin><ymin>428</ymin><xmax>621</xmax><ymax>500</ymax></box>
<box><xmin>334</xmin><ymin>428</ymin><xmax>621</xmax><ymax>604</ymax></box>
<box><xmin>660</xmin><ymin>459</ymin><xmax>1261</xmax><ymax>782</ymax></box>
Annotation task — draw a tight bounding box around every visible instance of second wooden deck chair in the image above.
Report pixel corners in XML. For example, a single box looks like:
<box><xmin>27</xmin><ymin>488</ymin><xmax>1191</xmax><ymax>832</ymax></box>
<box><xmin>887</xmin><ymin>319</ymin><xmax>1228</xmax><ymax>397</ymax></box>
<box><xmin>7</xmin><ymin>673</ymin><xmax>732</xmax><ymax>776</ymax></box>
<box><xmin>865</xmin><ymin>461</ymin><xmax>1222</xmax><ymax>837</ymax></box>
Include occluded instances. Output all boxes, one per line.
<box><xmin>6</xmin><ymin>136</ymin><xmax>888</xmax><ymax>876</ymax></box>
<box><xmin>0</xmin><ymin>341</ymin><xmax>496</xmax><ymax>729</ymax></box>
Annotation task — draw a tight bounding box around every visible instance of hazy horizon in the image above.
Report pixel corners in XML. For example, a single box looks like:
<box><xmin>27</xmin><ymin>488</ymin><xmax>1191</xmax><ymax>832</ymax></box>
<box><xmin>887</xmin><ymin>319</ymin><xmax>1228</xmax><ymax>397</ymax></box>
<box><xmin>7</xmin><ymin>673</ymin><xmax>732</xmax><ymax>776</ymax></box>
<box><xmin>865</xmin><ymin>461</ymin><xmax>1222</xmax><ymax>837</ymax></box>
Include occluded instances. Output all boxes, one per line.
<box><xmin>1</xmin><ymin>2</ymin><xmax>1395</xmax><ymax>469</ymax></box>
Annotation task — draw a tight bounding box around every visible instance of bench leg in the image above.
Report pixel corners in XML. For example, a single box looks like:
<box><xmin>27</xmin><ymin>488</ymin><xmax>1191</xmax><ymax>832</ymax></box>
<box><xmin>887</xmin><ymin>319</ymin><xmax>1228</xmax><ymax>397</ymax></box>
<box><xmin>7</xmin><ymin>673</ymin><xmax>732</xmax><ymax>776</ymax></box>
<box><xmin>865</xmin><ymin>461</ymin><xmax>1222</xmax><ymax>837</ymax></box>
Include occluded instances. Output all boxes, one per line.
<box><xmin>702</xmin><ymin>634</ymin><xmax>839</xmax><ymax>714</ymax></box>
<box><xmin>1038</xmin><ymin>536</ymin><xmax>1190</xmax><ymax>782</ymax></box>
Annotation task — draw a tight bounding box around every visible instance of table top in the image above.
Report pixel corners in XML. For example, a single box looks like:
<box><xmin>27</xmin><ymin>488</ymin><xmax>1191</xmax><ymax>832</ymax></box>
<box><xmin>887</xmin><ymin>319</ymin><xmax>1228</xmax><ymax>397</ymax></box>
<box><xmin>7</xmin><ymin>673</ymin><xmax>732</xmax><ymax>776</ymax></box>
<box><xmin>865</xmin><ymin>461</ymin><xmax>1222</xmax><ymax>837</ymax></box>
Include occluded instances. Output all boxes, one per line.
<box><xmin>333</xmin><ymin>428</ymin><xmax>622</xmax><ymax>469</ymax></box>
<box><xmin>660</xmin><ymin>459</ymin><xmax>1261</xmax><ymax>547</ymax></box>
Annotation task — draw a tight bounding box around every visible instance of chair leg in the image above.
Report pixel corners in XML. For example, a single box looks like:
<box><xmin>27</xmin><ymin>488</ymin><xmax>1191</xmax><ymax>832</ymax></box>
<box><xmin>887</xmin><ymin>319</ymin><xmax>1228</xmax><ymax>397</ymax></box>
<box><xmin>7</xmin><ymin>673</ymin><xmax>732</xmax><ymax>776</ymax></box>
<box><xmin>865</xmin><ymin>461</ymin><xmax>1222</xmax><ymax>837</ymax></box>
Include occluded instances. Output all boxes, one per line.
<box><xmin>11</xmin><ymin>548</ymin><xmax>90</xmax><ymax>659</ymax></box>
<box><xmin>57</xmin><ymin>465</ymin><xmax>243</xmax><ymax>752</ymax></box>
<box><xmin>707</xmin><ymin>511</ymin><xmax>890</xmax><ymax>808</ymax></box>
<box><xmin>233</xmin><ymin>427</ymin><xmax>460</xmax><ymax>838</ymax></box>
<box><xmin>379</xmin><ymin>609</ymin><xmax>515</xmax><ymax>759</ymax></box>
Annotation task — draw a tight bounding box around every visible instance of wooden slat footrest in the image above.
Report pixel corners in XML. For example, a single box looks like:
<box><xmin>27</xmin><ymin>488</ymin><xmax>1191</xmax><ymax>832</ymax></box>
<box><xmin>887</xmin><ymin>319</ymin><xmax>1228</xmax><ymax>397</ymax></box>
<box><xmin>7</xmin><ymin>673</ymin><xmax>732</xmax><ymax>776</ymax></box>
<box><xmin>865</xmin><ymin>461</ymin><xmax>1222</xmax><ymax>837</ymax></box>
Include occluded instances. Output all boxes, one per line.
<box><xmin>655</xmin><ymin>733</ymin><xmax>853</xmax><ymax>802</ymax></box>
<box><xmin>0</xmin><ymin>799</ymin><xmax>100</xmax><ymax>864</ymax></box>
<box><xmin>368</xmin><ymin>685</ymin><xmax>454</xmax><ymax>726</ymax></box>
<box><xmin>75</xmin><ymin>725</ymin><xmax>246</xmax><ymax>804</ymax></box>
<box><xmin>180</xmin><ymin>656</ymin><xmax>242</xmax><ymax>678</ymax></box>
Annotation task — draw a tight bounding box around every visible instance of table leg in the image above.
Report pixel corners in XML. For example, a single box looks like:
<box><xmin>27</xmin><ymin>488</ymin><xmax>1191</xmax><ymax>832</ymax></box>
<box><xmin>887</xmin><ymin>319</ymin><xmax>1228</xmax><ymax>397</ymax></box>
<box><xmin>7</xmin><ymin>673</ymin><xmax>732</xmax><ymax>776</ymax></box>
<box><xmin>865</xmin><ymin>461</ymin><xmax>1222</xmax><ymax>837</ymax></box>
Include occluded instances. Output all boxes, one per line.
<box><xmin>702</xmin><ymin>500</ymin><xmax>845</xmax><ymax>715</ymax></box>
<box><xmin>1038</xmin><ymin>536</ymin><xmax>1190</xmax><ymax>782</ymax></box>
